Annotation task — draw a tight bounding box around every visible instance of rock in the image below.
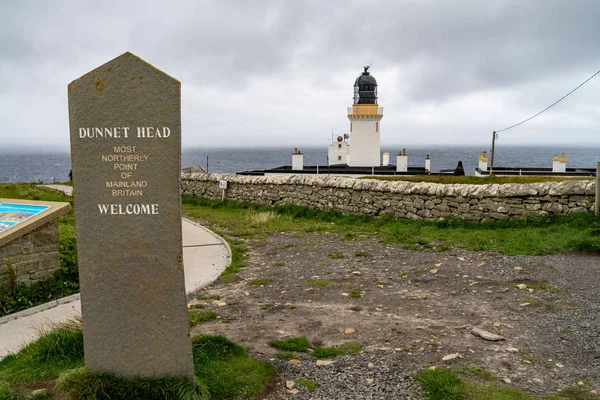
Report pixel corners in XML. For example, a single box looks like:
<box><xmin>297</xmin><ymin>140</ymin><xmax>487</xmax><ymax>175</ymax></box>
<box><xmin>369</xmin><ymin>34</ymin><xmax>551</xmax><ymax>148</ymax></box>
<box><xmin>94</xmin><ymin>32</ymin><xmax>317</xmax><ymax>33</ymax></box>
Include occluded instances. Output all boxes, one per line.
<box><xmin>316</xmin><ymin>360</ymin><xmax>335</xmax><ymax>366</ymax></box>
<box><xmin>344</xmin><ymin>327</ymin><xmax>356</xmax><ymax>334</ymax></box>
<box><xmin>366</xmin><ymin>378</ymin><xmax>374</xmax><ymax>384</ymax></box>
<box><xmin>216</xmin><ymin>301</ymin><xmax>227</xmax><ymax>307</ymax></box>
<box><xmin>368</xmin><ymin>362</ymin><xmax>375</xmax><ymax>369</ymax></box>
<box><xmin>442</xmin><ymin>353</ymin><xmax>460</xmax><ymax>361</ymax></box>
<box><xmin>286</xmin><ymin>380</ymin><xmax>296</xmax><ymax>389</ymax></box>
<box><xmin>506</xmin><ymin>347</ymin><xmax>519</xmax><ymax>353</ymax></box>
<box><xmin>503</xmin><ymin>377</ymin><xmax>512</xmax><ymax>383</ymax></box>
<box><xmin>341</xmin><ymin>292</ymin><xmax>349</xmax><ymax>297</ymax></box>
<box><xmin>471</xmin><ymin>327</ymin><xmax>505</xmax><ymax>341</ymax></box>
<box><xmin>555</xmin><ymin>362</ymin><xmax>564</xmax><ymax>368</ymax></box>
<box><xmin>31</xmin><ymin>389</ymin><xmax>48</xmax><ymax>396</ymax></box>
<box><xmin>430</xmin><ymin>269</ymin><xmax>438</xmax><ymax>274</ymax></box>
<box><xmin>288</xmin><ymin>359</ymin><xmax>301</xmax><ymax>365</ymax></box>
<box><xmin>352</xmin><ymin>271</ymin><xmax>361</xmax><ymax>275</ymax></box>
<box><xmin>516</xmin><ymin>284</ymin><xmax>527</xmax><ymax>290</ymax></box>
<box><xmin>288</xmin><ymin>388</ymin><xmax>300</xmax><ymax>395</ymax></box>
<box><xmin>428</xmin><ymin>366</ymin><xmax>437</xmax><ymax>370</ymax></box>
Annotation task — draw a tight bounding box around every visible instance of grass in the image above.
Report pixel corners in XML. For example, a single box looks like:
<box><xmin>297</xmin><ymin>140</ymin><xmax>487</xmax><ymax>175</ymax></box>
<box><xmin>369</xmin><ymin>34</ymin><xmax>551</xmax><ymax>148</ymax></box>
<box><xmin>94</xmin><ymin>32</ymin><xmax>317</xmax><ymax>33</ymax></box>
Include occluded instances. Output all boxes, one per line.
<box><xmin>363</xmin><ymin>175</ymin><xmax>593</xmax><ymax>185</ymax></box>
<box><xmin>267</xmin><ymin>337</ymin><xmax>311</xmax><ymax>352</ymax></box>
<box><xmin>295</xmin><ymin>378</ymin><xmax>318</xmax><ymax>392</ymax></box>
<box><xmin>0</xmin><ymin>321</ymin><xmax>275</xmax><ymax>400</ymax></box>
<box><xmin>312</xmin><ymin>341</ymin><xmax>363</xmax><ymax>359</ymax></box>
<box><xmin>189</xmin><ymin>311</ymin><xmax>219</xmax><ymax>326</ymax></box>
<box><xmin>181</xmin><ymin>196</ymin><xmax>600</xmax><ymax>256</ymax></box>
<box><xmin>350</xmin><ymin>289</ymin><xmax>362</xmax><ymax>298</ymax></box>
<box><xmin>0</xmin><ymin>184</ymin><xmax>79</xmax><ymax>317</ymax></box>
<box><xmin>354</xmin><ymin>251</ymin><xmax>370</xmax><ymax>257</ymax></box>
<box><xmin>306</xmin><ymin>279</ymin><xmax>330</xmax><ymax>287</ymax></box>
<box><xmin>328</xmin><ymin>252</ymin><xmax>345</xmax><ymax>259</ymax></box>
<box><xmin>416</xmin><ymin>368</ymin><xmax>598</xmax><ymax>400</ymax></box>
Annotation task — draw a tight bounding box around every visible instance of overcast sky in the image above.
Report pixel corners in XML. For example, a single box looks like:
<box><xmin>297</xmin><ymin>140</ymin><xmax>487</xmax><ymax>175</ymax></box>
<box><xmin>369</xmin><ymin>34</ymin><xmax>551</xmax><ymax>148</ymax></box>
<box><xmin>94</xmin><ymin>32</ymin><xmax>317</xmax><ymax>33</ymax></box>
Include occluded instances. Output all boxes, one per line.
<box><xmin>1</xmin><ymin>0</ymin><xmax>599</xmax><ymax>151</ymax></box>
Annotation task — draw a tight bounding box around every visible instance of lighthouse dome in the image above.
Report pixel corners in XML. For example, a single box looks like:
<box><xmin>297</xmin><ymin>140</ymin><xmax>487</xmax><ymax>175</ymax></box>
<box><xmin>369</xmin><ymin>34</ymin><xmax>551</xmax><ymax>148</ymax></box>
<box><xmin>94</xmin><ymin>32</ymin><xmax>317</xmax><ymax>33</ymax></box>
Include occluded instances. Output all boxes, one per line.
<box><xmin>353</xmin><ymin>66</ymin><xmax>378</xmax><ymax>104</ymax></box>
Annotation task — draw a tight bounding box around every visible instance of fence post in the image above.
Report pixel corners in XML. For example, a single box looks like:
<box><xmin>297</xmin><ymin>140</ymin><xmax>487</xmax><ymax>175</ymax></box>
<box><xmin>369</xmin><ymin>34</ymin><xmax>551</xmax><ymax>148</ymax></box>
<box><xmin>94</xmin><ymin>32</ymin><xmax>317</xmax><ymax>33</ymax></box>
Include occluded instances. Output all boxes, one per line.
<box><xmin>596</xmin><ymin>162</ymin><xmax>600</xmax><ymax>217</ymax></box>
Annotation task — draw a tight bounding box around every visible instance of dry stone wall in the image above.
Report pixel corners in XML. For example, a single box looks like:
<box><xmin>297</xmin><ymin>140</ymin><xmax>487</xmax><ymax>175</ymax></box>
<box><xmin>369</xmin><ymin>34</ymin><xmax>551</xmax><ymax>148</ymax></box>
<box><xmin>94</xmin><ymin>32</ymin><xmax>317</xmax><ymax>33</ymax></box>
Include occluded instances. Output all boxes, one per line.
<box><xmin>0</xmin><ymin>221</ymin><xmax>61</xmax><ymax>289</ymax></box>
<box><xmin>182</xmin><ymin>173</ymin><xmax>596</xmax><ymax>221</ymax></box>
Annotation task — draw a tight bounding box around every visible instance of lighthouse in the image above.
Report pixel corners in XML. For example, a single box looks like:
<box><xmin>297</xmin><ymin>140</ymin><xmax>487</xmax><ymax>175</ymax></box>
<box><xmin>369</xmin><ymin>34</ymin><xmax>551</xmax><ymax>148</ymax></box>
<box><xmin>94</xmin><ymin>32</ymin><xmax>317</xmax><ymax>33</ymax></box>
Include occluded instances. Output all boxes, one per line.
<box><xmin>347</xmin><ymin>66</ymin><xmax>383</xmax><ymax>166</ymax></box>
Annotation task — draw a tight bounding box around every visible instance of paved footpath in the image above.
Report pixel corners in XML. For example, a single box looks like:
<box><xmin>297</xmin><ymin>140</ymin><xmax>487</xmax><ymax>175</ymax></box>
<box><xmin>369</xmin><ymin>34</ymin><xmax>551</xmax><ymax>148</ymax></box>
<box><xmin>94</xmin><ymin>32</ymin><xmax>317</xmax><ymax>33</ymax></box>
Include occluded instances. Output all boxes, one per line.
<box><xmin>0</xmin><ymin>185</ymin><xmax>230</xmax><ymax>359</ymax></box>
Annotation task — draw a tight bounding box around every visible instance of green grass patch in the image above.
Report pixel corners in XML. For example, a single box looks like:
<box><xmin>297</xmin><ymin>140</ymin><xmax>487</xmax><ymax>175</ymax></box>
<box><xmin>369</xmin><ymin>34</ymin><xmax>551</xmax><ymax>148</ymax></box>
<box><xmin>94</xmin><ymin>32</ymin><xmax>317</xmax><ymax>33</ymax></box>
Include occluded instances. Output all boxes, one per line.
<box><xmin>450</xmin><ymin>364</ymin><xmax>495</xmax><ymax>381</ymax></box>
<box><xmin>56</xmin><ymin>368</ymin><xmax>209</xmax><ymax>400</ymax></box>
<box><xmin>182</xmin><ymin>196</ymin><xmax>600</xmax><ymax>256</ymax></box>
<box><xmin>350</xmin><ymin>289</ymin><xmax>362</xmax><ymax>298</ymax></box>
<box><xmin>312</xmin><ymin>341</ymin><xmax>363</xmax><ymax>359</ymax></box>
<box><xmin>306</xmin><ymin>279</ymin><xmax>330</xmax><ymax>287</ymax></box>
<box><xmin>354</xmin><ymin>251</ymin><xmax>369</xmax><ymax>257</ymax></box>
<box><xmin>416</xmin><ymin>368</ymin><xmax>597</xmax><ymax>400</ymax></box>
<box><xmin>191</xmin><ymin>303</ymin><xmax>205</xmax><ymax>309</ymax></box>
<box><xmin>189</xmin><ymin>311</ymin><xmax>219</xmax><ymax>326</ymax></box>
<box><xmin>328</xmin><ymin>252</ymin><xmax>345</xmax><ymax>259</ymax></box>
<box><xmin>267</xmin><ymin>337</ymin><xmax>311</xmax><ymax>352</ymax></box>
<box><xmin>295</xmin><ymin>378</ymin><xmax>318</xmax><ymax>392</ymax></box>
<box><xmin>192</xmin><ymin>335</ymin><xmax>276</xmax><ymax>400</ymax></box>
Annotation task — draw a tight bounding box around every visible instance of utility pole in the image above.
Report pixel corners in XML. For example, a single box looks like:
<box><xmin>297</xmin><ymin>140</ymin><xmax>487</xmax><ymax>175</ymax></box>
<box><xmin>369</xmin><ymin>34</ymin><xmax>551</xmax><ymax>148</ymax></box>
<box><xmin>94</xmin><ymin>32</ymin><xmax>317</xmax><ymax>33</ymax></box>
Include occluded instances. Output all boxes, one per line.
<box><xmin>490</xmin><ymin>131</ymin><xmax>497</xmax><ymax>176</ymax></box>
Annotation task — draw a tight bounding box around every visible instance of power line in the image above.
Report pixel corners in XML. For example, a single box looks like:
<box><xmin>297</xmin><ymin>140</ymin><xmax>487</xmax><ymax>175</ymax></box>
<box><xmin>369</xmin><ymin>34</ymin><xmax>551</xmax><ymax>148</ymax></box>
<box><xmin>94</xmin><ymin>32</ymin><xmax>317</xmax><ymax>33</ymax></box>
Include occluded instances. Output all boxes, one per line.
<box><xmin>496</xmin><ymin>69</ymin><xmax>600</xmax><ymax>133</ymax></box>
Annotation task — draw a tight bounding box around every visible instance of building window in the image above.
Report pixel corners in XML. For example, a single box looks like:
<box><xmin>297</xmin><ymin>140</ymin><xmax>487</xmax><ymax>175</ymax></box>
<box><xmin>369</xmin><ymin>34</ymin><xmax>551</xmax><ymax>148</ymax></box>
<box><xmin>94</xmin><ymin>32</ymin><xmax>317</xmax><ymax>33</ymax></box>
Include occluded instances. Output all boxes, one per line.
<box><xmin>338</xmin><ymin>156</ymin><xmax>342</xmax><ymax>161</ymax></box>
<box><xmin>376</xmin><ymin>122</ymin><xmax>379</xmax><ymax>132</ymax></box>
<box><xmin>338</xmin><ymin>144</ymin><xmax>342</xmax><ymax>149</ymax></box>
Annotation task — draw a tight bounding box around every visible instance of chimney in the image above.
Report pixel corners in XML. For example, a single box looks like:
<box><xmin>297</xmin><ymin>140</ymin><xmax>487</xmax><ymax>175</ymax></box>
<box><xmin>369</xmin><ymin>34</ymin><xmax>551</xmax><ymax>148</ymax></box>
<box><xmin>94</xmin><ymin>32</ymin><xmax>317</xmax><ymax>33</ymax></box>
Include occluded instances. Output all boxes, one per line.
<box><xmin>396</xmin><ymin>148</ymin><xmax>408</xmax><ymax>172</ymax></box>
<box><xmin>292</xmin><ymin>148</ymin><xmax>304</xmax><ymax>171</ymax></box>
<box><xmin>382</xmin><ymin>152</ymin><xmax>390</xmax><ymax>166</ymax></box>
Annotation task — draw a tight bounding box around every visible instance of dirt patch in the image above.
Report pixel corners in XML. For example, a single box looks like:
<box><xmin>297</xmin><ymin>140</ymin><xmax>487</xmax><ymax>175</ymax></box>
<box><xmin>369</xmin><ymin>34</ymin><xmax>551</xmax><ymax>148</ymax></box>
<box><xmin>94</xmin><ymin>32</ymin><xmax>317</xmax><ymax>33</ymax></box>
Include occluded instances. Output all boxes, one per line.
<box><xmin>192</xmin><ymin>230</ymin><xmax>600</xmax><ymax>399</ymax></box>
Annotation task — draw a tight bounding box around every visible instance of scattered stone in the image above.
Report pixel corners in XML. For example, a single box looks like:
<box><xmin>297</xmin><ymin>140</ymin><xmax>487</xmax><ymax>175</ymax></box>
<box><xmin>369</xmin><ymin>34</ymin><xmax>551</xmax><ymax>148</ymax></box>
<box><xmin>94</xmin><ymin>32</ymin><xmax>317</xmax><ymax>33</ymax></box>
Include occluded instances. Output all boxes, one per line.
<box><xmin>341</xmin><ymin>292</ymin><xmax>349</xmax><ymax>297</ymax></box>
<box><xmin>288</xmin><ymin>388</ymin><xmax>300</xmax><ymax>395</ymax></box>
<box><xmin>286</xmin><ymin>380</ymin><xmax>296</xmax><ymax>389</ymax></box>
<box><xmin>435</xmin><ymin>263</ymin><xmax>442</xmax><ymax>267</ymax></box>
<box><xmin>352</xmin><ymin>271</ymin><xmax>361</xmax><ymax>275</ymax></box>
<box><xmin>31</xmin><ymin>389</ymin><xmax>48</xmax><ymax>396</ymax></box>
<box><xmin>503</xmin><ymin>377</ymin><xmax>512</xmax><ymax>384</ymax></box>
<box><xmin>428</xmin><ymin>366</ymin><xmax>437</xmax><ymax>370</ymax></box>
<box><xmin>416</xmin><ymin>326</ymin><xmax>426</xmax><ymax>330</ymax></box>
<box><xmin>366</xmin><ymin>378</ymin><xmax>374</xmax><ymax>384</ymax></box>
<box><xmin>344</xmin><ymin>327</ymin><xmax>356</xmax><ymax>334</ymax></box>
<box><xmin>216</xmin><ymin>301</ymin><xmax>227</xmax><ymax>307</ymax></box>
<box><xmin>556</xmin><ymin>362</ymin><xmax>564</xmax><ymax>368</ymax></box>
<box><xmin>288</xmin><ymin>359</ymin><xmax>301</xmax><ymax>365</ymax></box>
<box><xmin>516</xmin><ymin>284</ymin><xmax>527</xmax><ymax>290</ymax></box>
<box><xmin>442</xmin><ymin>353</ymin><xmax>460</xmax><ymax>361</ymax></box>
<box><xmin>519</xmin><ymin>303</ymin><xmax>531</xmax><ymax>307</ymax></box>
<box><xmin>368</xmin><ymin>362</ymin><xmax>375</xmax><ymax>369</ymax></box>
<box><xmin>316</xmin><ymin>360</ymin><xmax>335</xmax><ymax>366</ymax></box>
<box><xmin>471</xmin><ymin>327</ymin><xmax>505</xmax><ymax>341</ymax></box>
<box><xmin>506</xmin><ymin>347</ymin><xmax>519</xmax><ymax>353</ymax></box>
<box><xmin>430</xmin><ymin>269</ymin><xmax>438</xmax><ymax>274</ymax></box>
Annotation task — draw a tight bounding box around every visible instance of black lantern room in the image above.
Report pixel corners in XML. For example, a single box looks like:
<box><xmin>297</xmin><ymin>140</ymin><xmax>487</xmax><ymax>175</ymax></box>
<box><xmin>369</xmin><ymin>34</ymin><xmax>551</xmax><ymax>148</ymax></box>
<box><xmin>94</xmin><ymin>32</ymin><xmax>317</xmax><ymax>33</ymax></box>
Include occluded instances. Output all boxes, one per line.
<box><xmin>353</xmin><ymin>66</ymin><xmax>378</xmax><ymax>104</ymax></box>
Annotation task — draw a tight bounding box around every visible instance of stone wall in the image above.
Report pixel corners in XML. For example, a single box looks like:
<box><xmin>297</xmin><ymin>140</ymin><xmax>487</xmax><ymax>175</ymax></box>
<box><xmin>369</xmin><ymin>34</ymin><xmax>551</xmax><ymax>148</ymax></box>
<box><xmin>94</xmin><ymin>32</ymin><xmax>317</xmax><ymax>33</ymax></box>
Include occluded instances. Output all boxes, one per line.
<box><xmin>181</xmin><ymin>173</ymin><xmax>596</xmax><ymax>221</ymax></box>
<box><xmin>0</xmin><ymin>221</ymin><xmax>61</xmax><ymax>289</ymax></box>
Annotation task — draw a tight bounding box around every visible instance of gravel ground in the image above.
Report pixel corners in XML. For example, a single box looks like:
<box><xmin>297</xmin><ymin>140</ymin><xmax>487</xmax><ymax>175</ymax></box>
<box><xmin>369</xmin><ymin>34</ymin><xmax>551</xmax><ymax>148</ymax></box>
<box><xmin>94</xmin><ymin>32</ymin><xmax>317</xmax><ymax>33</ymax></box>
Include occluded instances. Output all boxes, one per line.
<box><xmin>192</xmin><ymin>230</ymin><xmax>600</xmax><ymax>399</ymax></box>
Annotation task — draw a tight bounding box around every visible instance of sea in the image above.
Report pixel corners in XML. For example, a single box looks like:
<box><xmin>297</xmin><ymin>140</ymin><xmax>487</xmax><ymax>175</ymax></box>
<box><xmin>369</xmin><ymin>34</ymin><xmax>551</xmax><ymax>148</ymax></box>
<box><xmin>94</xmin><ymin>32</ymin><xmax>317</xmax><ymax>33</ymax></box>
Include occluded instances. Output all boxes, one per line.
<box><xmin>1</xmin><ymin>146</ymin><xmax>599</xmax><ymax>184</ymax></box>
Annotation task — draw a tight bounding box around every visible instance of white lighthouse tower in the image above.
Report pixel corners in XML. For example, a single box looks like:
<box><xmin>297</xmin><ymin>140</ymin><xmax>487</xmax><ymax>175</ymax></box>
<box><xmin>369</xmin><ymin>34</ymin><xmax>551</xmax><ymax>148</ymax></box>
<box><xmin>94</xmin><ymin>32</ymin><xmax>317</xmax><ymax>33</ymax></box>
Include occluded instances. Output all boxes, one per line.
<box><xmin>347</xmin><ymin>66</ymin><xmax>383</xmax><ymax>166</ymax></box>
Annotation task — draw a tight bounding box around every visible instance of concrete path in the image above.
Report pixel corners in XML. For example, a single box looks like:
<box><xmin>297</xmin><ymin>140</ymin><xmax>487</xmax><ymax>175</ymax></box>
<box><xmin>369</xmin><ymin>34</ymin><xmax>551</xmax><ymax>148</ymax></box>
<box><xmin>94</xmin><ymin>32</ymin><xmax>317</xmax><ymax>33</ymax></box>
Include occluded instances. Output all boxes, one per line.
<box><xmin>0</xmin><ymin>185</ymin><xmax>230</xmax><ymax>359</ymax></box>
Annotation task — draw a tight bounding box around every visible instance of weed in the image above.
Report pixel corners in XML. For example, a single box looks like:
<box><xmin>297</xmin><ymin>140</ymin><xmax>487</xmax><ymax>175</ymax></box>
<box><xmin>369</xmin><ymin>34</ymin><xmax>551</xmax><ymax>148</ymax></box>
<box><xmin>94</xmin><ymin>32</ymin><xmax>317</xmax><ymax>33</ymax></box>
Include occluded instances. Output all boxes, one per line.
<box><xmin>272</xmin><ymin>262</ymin><xmax>285</xmax><ymax>267</ymax></box>
<box><xmin>209</xmin><ymin>295</ymin><xmax>221</xmax><ymax>300</ymax></box>
<box><xmin>286</xmin><ymin>305</ymin><xmax>296</xmax><ymax>310</ymax></box>
<box><xmin>267</xmin><ymin>337</ymin><xmax>311</xmax><ymax>352</ymax></box>
<box><xmin>402</xmin><ymin>345</ymin><xmax>413</xmax><ymax>352</ymax></box>
<box><xmin>450</xmin><ymin>364</ymin><xmax>495</xmax><ymax>381</ymax></box>
<box><xmin>260</xmin><ymin>302</ymin><xmax>276</xmax><ymax>310</ymax></box>
<box><xmin>274</xmin><ymin>352</ymin><xmax>296</xmax><ymax>360</ymax></box>
<box><xmin>189</xmin><ymin>311</ymin><xmax>218</xmax><ymax>327</ymax></box>
<box><xmin>295</xmin><ymin>378</ymin><xmax>318</xmax><ymax>392</ymax></box>
<box><xmin>350</xmin><ymin>290</ymin><xmax>362</xmax><ymax>298</ymax></box>
<box><xmin>191</xmin><ymin>304</ymin><xmax>205</xmax><ymax>309</ymax></box>
<box><xmin>306</xmin><ymin>280</ymin><xmax>330</xmax><ymax>287</ymax></box>
<box><xmin>313</xmin><ymin>342</ymin><xmax>363</xmax><ymax>359</ymax></box>
<box><xmin>354</xmin><ymin>251</ymin><xmax>369</xmax><ymax>257</ymax></box>
<box><xmin>329</xmin><ymin>252</ymin><xmax>345</xmax><ymax>259</ymax></box>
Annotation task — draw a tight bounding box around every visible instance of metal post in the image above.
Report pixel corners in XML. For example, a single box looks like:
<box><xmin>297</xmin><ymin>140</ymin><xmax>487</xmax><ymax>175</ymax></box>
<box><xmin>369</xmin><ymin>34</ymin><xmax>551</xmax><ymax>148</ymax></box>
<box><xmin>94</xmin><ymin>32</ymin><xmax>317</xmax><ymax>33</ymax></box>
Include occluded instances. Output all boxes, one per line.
<box><xmin>206</xmin><ymin>155</ymin><xmax>209</xmax><ymax>173</ymax></box>
<box><xmin>594</xmin><ymin>161</ymin><xmax>600</xmax><ymax>217</ymax></box>
<box><xmin>490</xmin><ymin>131</ymin><xmax>496</xmax><ymax>176</ymax></box>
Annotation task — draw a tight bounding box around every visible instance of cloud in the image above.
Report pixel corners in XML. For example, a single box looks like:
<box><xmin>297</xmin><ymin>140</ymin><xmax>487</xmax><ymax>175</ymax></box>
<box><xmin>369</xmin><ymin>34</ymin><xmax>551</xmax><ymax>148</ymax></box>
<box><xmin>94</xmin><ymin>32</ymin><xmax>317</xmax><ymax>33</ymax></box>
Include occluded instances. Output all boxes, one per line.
<box><xmin>1</xmin><ymin>0</ymin><xmax>599</xmax><ymax>151</ymax></box>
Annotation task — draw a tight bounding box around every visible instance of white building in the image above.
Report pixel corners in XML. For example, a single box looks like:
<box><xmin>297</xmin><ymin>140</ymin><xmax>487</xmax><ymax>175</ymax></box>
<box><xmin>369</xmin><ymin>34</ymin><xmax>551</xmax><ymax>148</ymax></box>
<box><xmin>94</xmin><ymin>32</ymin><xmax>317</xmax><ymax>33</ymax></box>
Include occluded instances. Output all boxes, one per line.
<box><xmin>328</xmin><ymin>66</ymin><xmax>384</xmax><ymax>167</ymax></box>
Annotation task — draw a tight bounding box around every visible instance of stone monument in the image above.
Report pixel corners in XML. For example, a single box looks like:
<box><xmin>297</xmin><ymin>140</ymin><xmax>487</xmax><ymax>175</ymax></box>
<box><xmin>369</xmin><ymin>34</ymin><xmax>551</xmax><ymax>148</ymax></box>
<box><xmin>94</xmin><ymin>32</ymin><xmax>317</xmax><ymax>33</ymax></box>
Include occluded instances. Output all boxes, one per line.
<box><xmin>68</xmin><ymin>52</ymin><xmax>194</xmax><ymax>380</ymax></box>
